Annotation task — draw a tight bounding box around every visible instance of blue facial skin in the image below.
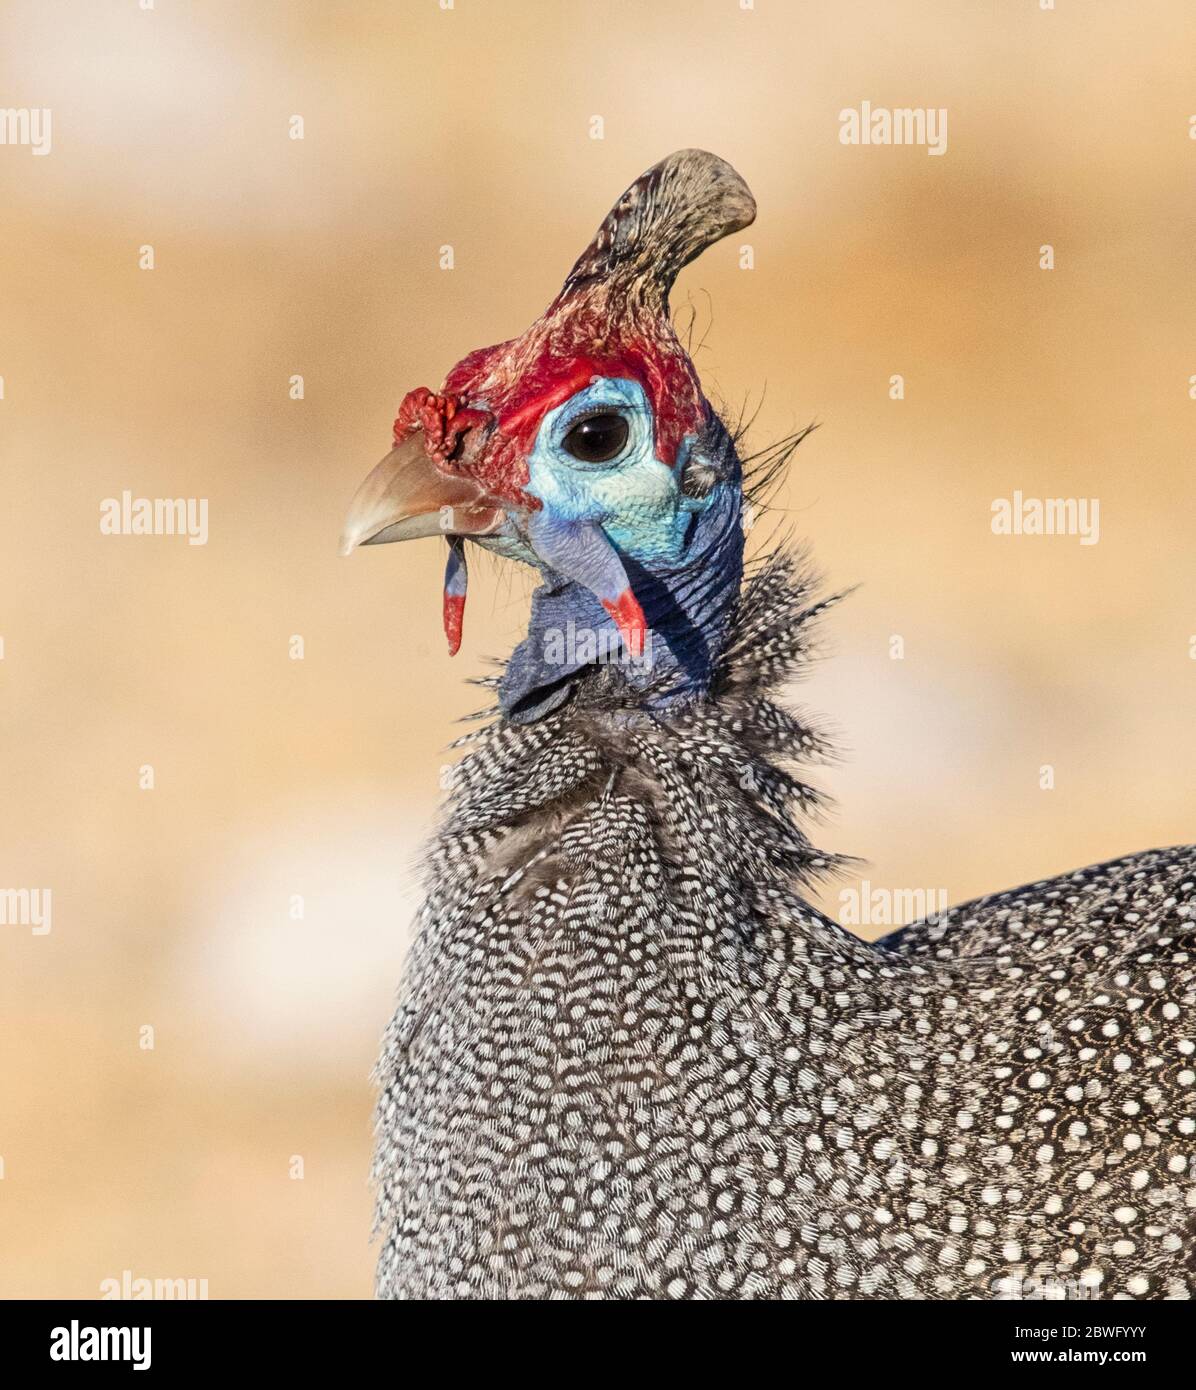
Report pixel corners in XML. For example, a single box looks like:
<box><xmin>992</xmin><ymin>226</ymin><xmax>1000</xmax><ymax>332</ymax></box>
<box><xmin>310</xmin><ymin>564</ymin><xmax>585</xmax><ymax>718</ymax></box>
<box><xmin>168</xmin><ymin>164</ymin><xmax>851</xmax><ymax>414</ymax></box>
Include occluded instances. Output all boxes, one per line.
<box><xmin>526</xmin><ymin>378</ymin><xmax>700</xmax><ymax>565</ymax></box>
<box><xmin>493</xmin><ymin>377</ymin><xmax>746</xmax><ymax>724</ymax></box>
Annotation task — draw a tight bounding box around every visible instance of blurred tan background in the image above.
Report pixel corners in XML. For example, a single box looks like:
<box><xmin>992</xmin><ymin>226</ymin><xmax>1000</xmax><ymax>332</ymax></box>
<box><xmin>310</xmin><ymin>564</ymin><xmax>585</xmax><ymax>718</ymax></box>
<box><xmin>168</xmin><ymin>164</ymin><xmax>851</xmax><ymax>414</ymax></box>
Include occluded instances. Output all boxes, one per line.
<box><xmin>1</xmin><ymin>0</ymin><xmax>1193</xmax><ymax>1298</ymax></box>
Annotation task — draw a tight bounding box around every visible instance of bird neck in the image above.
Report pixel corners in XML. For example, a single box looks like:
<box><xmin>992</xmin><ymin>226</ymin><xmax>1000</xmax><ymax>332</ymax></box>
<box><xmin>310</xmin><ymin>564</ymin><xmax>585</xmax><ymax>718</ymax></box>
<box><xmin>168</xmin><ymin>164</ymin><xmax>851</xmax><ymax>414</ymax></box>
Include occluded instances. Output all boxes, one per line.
<box><xmin>499</xmin><ymin>479</ymin><xmax>745</xmax><ymax>724</ymax></box>
<box><xmin>445</xmin><ymin>550</ymin><xmax>846</xmax><ymax>905</ymax></box>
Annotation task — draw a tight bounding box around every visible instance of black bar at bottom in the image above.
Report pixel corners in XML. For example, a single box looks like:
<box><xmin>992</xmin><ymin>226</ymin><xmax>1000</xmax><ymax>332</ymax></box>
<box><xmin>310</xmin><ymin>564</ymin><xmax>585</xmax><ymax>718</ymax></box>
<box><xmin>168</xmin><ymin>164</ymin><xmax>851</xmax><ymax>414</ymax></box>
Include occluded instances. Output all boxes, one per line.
<box><xmin>0</xmin><ymin>1295</ymin><xmax>1182</xmax><ymax>1376</ymax></box>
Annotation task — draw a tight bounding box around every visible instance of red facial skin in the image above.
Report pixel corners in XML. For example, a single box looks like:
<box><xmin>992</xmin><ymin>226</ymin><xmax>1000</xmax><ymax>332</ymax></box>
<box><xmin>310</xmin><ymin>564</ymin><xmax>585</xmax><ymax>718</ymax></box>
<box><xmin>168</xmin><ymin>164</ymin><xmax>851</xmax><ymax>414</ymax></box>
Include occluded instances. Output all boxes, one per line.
<box><xmin>601</xmin><ymin>589</ymin><xmax>648</xmax><ymax>661</ymax></box>
<box><xmin>393</xmin><ymin>281</ymin><xmax>708</xmax><ymax>506</ymax></box>
<box><xmin>392</xmin><ymin>388</ymin><xmax>492</xmax><ymax>464</ymax></box>
<box><xmin>442</xmin><ymin>592</ymin><xmax>466</xmax><ymax>658</ymax></box>
<box><xmin>442</xmin><ymin>340</ymin><xmax>704</xmax><ymax>506</ymax></box>
<box><xmin>393</xmin><ymin>288</ymin><xmax>704</xmax><ymax>664</ymax></box>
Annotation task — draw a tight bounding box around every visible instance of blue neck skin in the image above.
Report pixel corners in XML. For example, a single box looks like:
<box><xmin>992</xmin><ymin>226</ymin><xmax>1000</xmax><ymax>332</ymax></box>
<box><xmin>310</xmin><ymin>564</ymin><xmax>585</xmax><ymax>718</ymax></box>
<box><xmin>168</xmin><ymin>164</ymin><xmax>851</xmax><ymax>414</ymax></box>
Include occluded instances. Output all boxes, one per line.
<box><xmin>499</xmin><ymin>476</ymin><xmax>744</xmax><ymax>724</ymax></box>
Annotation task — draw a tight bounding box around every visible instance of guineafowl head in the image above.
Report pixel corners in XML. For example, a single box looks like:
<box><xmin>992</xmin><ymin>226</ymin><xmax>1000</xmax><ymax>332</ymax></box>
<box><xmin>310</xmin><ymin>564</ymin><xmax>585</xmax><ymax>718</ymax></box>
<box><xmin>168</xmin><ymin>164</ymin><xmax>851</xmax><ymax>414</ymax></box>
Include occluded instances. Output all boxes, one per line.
<box><xmin>341</xmin><ymin>149</ymin><xmax>757</xmax><ymax>723</ymax></box>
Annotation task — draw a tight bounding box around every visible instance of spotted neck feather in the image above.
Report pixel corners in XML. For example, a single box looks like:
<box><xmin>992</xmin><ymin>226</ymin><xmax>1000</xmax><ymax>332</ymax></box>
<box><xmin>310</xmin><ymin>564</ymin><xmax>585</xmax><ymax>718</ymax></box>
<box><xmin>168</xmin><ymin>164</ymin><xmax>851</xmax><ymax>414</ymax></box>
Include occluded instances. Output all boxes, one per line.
<box><xmin>373</xmin><ymin>543</ymin><xmax>1196</xmax><ymax>1300</ymax></box>
<box><xmin>451</xmin><ymin>549</ymin><xmax>846</xmax><ymax>893</ymax></box>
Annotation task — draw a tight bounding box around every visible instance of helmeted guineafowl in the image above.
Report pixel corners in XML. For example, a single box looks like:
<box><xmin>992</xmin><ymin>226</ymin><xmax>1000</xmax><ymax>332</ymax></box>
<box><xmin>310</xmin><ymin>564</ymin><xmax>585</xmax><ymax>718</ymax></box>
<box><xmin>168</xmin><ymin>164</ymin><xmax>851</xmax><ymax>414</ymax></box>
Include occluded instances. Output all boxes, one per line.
<box><xmin>343</xmin><ymin>150</ymin><xmax>1195</xmax><ymax>1300</ymax></box>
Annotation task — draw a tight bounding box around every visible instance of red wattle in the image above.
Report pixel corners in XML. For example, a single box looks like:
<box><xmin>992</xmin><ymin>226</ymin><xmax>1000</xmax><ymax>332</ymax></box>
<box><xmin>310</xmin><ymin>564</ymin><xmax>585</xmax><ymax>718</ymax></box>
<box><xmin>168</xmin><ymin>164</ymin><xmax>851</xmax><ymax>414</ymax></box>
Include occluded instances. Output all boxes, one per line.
<box><xmin>443</xmin><ymin>593</ymin><xmax>465</xmax><ymax>657</ymax></box>
<box><xmin>601</xmin><ymin>589</ymin><xmax>647</xmax><ymax>660</ymax></box>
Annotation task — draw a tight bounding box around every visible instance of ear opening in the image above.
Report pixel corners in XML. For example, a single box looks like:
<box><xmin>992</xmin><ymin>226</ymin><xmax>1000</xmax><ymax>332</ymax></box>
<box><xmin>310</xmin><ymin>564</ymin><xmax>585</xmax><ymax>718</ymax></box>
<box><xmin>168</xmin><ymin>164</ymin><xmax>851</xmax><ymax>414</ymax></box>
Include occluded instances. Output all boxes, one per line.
<box><xmin>680</xmin><ymin>413</ymin><xmax>742</xmax><ymax>499</ymax></box>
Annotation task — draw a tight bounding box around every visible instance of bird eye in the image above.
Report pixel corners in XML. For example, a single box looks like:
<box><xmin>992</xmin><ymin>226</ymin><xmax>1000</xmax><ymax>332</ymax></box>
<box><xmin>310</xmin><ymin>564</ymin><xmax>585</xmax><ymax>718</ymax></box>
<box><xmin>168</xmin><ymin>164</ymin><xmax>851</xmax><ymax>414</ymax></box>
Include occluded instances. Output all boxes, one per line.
<box><xmin>561</xmin><ymin>412</ymin><xmax>629</xmax><ymax>464</ymax></box>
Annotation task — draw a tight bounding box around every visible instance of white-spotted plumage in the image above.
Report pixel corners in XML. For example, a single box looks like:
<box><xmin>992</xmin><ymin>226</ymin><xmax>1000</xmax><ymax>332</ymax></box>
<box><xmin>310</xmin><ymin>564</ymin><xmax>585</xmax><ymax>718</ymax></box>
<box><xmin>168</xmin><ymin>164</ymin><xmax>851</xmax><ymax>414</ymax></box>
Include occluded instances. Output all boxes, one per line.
<box><xmin>372</xmin><ymin>553</ymin><xmax>1195</xmax><ymax>1299</ymax></box>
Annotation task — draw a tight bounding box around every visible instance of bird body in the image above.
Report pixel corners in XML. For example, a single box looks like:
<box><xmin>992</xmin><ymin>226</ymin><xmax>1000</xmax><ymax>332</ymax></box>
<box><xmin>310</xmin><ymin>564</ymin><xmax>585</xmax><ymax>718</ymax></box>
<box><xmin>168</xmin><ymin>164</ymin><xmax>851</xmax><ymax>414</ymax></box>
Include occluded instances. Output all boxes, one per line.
<box><xmin>346</xmin><ymin>152</ymin><xmax>1195</xmax><ymax>1299</ymax></box>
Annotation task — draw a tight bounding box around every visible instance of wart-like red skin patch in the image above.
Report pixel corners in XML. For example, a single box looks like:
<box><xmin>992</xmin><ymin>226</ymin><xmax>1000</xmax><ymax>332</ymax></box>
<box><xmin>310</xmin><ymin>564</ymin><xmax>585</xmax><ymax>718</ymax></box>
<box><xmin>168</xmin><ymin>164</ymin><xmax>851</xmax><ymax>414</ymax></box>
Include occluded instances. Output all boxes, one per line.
<box><xmin>601</xmin><ymin>588</ymin><xmax>648</xmax><ymax>661</ymax></box>
<box><xmin>435</xmin><ymin>291</ymin><xmax>706</xmax><ymax>508</ymax></box>
<box><xmin>442</xmin><ymin>593</ymin><xmax>465</xmax><ymax>657</ymax></box>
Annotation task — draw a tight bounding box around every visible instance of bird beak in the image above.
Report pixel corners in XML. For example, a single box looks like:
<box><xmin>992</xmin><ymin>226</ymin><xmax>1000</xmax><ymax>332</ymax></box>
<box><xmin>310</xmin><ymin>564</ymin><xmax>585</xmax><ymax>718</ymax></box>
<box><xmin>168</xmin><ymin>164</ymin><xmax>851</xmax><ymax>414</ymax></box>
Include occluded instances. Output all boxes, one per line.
<box><xmin>340</xmin><ymin>429</ymin><xmax>507</xmax><ymax>656</ymax></box>
<box><xmin>338</xmin><ymin>432</ymin><xmax>504</xmax><ymax>556</ymax></box>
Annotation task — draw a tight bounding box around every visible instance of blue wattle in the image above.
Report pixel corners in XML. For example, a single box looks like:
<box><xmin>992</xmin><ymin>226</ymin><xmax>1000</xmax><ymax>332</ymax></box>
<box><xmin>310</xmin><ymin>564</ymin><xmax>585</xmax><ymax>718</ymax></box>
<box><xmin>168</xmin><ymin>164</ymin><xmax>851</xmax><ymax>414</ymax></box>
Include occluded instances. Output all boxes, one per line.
<box><xmin>499</xmin><ymin>475</ymin><xmax>744</xmax><ymax>724</ymax></box>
